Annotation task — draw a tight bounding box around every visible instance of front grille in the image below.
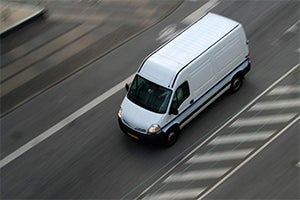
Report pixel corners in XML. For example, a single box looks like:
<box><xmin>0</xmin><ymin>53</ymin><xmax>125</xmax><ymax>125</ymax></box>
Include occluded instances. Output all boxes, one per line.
<box><xmin>135</xmin><ymin>128</ymin><xmax>146</xmax><ymax>133</ymax></box>
<box><xmin>123</xmin><ymin>119</ymin><xmax>146</xmax><ymax>133</ymax></box>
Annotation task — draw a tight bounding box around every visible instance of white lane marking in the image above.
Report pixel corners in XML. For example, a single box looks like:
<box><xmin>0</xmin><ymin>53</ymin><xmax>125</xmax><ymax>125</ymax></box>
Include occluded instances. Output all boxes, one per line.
<box><xmin>198</xmin><ymin>115</ymin><xmax>300</xmax><ymax>200</ymax></box>
<box><xmin>268</xmin><ymin>85</ymin><xmax>300</xmax><ymax>95</ymax></box>
<box><xmin>156</xmin><ymin>0</ymin><xmax>220</xmax><ymax>43</ymax></box>
<box><xmin>156</xmin><ymin>24</ymin><xmax>179</xmax><ymax>43</ymax></box>
<box><xmin>230</xmin><ymin>113</ymin><xmax>297</xmax><ymax>127</ymax></box>
<box><xmin>209</xmin><ymin>131</ymin><xmax>275</xmax><ymax>145</ymax></box>
<box><xmin>163</xmin><ymin>167</ymin><xmax>230</xmax><ymax>183</ymax></box>
<box><xmin>181</xmin><ymin>0</ymin><xmax>220</xmax><ymax>24</ymax></box>
<box><xmin>283</xmin><ymin>19</ymin><xmax>300</xmax><ymax>34</ymax></box>
<box><xmin>296</xmin><ymin>161</ymin><xmax>300</xmax><ymax>168</ymax></box>
<box><xmin>249</xmin><ymin>99</ymin><xmax>300</xmax><ymax>111</ymax></box>
<box><xmin>0</xmin><ymin>0</ymin><xmax>222</xmax><ymax>171</ymax></box>
<box><xmin>272</xmin><ymin>19</ymin><xmax>299</xmax><ymax>47</ymax></box>
<box><xmin>0</xmin><ymin>74</ymin><xmax>135</xmax><ymax>169</ymax></box>
<box><xmin>187</xmin><ymin>148</ymin><xmax>254</xmax><ymax>163</ymax></box>
<box><xmin>134</xmin><ymin>64</ymin><xmax>299</xmax><ymax>200</ymax></box>
<box><xmin>143</xmin><ymin>188</ymin><xmax>206</xmax><ymax>200</ymax></box>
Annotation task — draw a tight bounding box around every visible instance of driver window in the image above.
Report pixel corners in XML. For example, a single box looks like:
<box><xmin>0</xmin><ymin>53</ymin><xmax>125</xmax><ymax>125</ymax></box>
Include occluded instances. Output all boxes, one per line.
<box><xmin>171</xmin><ymin>81</ymin><xmax>190</xmax><ymax>110</ymax></box>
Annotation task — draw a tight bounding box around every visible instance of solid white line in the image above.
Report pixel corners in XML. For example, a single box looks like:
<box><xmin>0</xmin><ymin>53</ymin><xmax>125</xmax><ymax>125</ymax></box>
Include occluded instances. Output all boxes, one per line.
<box><xmin>209</xmin><ymin>131</ymin><xmax>275</xmax><ymax>145</ymax></box>
<box><xmin>143</xmin><ymin>188</ymin><xmax>206</xmax><ymax>200</ymax></box>
<box><xmin>163</xmin><ymin>168</ymin><xmax>230</xmax><ymax>183</ymax></box>
<box><xmin>230</xmin><ymin>113</ymin><xmax>297</xmax><ymax>127</ymax></box>
<box><xmin>0</xmin><ymin>74</ymin><xmax>135</xmax><ymax>169</ymax></box>
<box><xmin>187</xmin><ymin>148</ymin><xmax>254</xmax><ymax>163</ymax></box>
<box><xmin>134</xmin><ymin>63</ymin><xmax>299</xmax><ymax>200</ymax></box>
<box><xmin>198</xmin><ymin>115</ymin><xmax>300</xmax><ymax>200</ymax></box>
<box><xmin>283</xmin><ymin>19</ymin><xmax>299</xmax><ymax>34</ymax></box>
<box><xmin>268</xmin><ymin>85</ymin><xmax>300</xmax><ymax>95</ymax></box>
<box><xmin>181</xmin><ymin>0</ymin><xmax>220</xmax><ymax>24</ymax></box>
<box><xmin>249</xmin><ymin>99</ymin><xmax>300</xmax><ymax>111</ymax></box>
<box><xmin>0</xmin><ymin>0</ymin><xmax>222</xmax><ymax>171</ymax></box>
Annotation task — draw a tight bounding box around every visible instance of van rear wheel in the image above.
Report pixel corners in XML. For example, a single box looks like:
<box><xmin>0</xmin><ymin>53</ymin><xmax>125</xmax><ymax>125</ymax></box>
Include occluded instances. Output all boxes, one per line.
<box><xmin>230</xmin><ymin>75</ymin><xmax>243</xmax><ymax>93</ymax></box>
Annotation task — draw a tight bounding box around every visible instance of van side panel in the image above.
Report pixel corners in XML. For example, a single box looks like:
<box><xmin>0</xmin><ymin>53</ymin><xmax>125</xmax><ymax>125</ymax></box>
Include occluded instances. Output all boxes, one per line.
<box><xmin>183</xmin><ymin>25</ymin><xmax>247</xmax><ymax>105</ymax></box>
<box><xmin>189</xmin><ymin>57</ymin><xmax>215</xmax><ymax>99</ymax></box>
<box><xmin>213</xmin><ymin>26</ymin><xmax>247</xmax><ymax>80</ymax></box>
<box><xmin>161</xmin><ymin>26</ymin><xmax>249</xmax><ymax>133</ymax></box>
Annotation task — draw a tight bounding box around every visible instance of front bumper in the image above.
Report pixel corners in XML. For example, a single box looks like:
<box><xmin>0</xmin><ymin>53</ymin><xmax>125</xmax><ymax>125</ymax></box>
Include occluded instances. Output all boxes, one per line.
<box><xmin>118</xmin><ymin>117</ymin><xmax>165</xmax><ymax>144</ymax></box>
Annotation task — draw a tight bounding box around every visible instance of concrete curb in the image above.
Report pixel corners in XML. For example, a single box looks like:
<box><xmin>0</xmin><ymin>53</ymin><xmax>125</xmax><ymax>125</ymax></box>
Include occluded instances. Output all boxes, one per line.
<box><xmin>0</xmin><ymin>2</ymin><xmax>46</xmax><ymax>35</ymax></box>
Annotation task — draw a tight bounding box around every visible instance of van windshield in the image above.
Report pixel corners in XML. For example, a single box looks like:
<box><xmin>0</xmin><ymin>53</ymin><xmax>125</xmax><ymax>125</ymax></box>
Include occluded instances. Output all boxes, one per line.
<box><xmin>127</xmin><ymin>75</ymin><xmax>172</xmax><ymax>114</ymax></box>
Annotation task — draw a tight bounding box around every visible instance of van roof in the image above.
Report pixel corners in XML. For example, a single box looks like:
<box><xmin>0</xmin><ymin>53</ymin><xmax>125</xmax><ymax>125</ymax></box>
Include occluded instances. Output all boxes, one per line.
<box><xmin>139</xmin><ymin>13</ymin><xmax>240</xmax><ymax>88</ymax></box>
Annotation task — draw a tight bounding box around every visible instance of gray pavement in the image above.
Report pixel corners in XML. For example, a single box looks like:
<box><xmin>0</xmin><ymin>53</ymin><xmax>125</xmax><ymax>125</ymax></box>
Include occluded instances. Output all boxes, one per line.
<box><xmin>0</xmin><ymin>0</ymin><xmax>183</xmax><ymax>116</ymax></box>
<box><xmin>206</xmin><ymin>121</ymin><xmax>299</xmax><ymax>199</ymax></box>
<box><xmin>1</xmin><ymin>0</ymin><xmax>299</xmax><ymax>199</ymax></box>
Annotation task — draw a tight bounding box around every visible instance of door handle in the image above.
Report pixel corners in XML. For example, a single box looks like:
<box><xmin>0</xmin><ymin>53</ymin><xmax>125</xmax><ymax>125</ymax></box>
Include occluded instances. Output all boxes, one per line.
<box><xmin>190</xmin><ymin>99</ymin><xmax>194</xmax><ymax>104</ymax></box>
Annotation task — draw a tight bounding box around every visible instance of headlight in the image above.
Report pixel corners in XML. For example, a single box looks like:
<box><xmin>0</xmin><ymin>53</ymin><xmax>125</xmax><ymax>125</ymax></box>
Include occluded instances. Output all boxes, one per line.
<box><xmin>147</xmin><ymin>124</ymin><xmax>161</xmax><ymax>135</ymax></box>
<box><xmin>118</xmin><ymin>108</ymin><xmax>122</xmax><ymax>118</ymax></box>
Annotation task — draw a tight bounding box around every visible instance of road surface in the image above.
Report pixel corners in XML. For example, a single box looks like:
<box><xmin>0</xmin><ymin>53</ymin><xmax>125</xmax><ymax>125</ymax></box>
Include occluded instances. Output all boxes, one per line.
<box><xmin>1</xmin><ymin>0</ymin><xmax>299</xmax><ymax>199</ymax></box>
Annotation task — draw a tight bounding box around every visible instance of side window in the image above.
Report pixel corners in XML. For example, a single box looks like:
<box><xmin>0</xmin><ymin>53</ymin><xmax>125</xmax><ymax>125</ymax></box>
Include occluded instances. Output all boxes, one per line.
<box><xmin>171</xmin><ymin>81</ymin><xmax>190</xmax><ymax>110</ymax></box>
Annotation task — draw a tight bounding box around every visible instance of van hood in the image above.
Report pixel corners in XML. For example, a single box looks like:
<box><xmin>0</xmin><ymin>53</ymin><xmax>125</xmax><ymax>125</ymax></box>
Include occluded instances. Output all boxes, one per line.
<box><xmin>120</xmin><ymin>96</ymin><xmax>163</xmax><ymax>134</ymax></box>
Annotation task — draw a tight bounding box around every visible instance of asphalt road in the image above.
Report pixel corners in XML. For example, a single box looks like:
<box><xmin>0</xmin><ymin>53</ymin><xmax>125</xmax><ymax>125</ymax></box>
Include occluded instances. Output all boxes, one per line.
<box><xmin>0</xmin><ymin>0</ymin><xmax>182</xmax><ymax>115</ymax></box>
<box><xmin>1</xmin><ymin>0</ymin><xmax>299</xmax><ymax>199</ymax></box>
<box><xmin>206</xmin><ymin>121</ymin><xmax>299</xmax><ymax>199</ymax></box>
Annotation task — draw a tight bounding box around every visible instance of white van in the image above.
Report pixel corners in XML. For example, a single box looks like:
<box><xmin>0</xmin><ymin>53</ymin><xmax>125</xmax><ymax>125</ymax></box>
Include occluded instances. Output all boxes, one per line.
<box><xmin>118</xmin><ymin>13</ymin><xmax>251</xmax><ymax>146</ymax></box>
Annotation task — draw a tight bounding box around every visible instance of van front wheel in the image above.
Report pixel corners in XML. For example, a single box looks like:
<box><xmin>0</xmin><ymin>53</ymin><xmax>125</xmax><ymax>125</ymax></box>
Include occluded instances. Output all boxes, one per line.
<box><xmin>165</xmin><ymin>129</ymin><xmax>178</xmax><ymax>147</ymax></box>
<box><xmin>230</xmin><ymin>75</ymin><xmax>243</xmax><ymax>93</ymax></box>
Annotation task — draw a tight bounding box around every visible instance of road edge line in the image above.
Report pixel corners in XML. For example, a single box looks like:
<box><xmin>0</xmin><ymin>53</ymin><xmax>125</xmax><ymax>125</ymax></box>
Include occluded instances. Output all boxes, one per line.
<box><xmin>198</xmin><ymin>115</ymin><xmax>300</xmax><ymax>199</ymax></box>
<box><xmin>0</xmin><ymin>74</ymin><xmax>135</xmax><ymax>169</ymax></box>
<box><xmin>134</xmin><ymin>63</ymin><xmax>299</xmax><ymax>199</ymax></box>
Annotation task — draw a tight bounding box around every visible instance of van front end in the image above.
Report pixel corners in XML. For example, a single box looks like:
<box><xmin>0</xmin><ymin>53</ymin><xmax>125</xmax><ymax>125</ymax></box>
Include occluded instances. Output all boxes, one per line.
<box><xmin>117</xmin><ymin>114</ymin><xmax>166</xmax><ymax>145</ymax></box>
<box><xmin>117</xmin><ymin>74</ymin><xmax>175</xmax><ymax>145</ymax></box>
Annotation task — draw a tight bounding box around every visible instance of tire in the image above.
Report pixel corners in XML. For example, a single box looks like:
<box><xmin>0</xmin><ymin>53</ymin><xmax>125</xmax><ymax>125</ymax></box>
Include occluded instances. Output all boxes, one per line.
<box><xmin>230</xmin><ymin>75</ymin><xmax>243</xmax><ymax>93</ymax></box>
<box><xmin>165</xmin><ymin>129</ymin><xmax>179</xmax><ymax>147</ymax></box>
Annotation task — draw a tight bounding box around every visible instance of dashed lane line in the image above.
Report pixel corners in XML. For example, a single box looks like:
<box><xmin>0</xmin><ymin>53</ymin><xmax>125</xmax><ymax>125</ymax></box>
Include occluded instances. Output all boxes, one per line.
<box><xmin>143</xmin><ymin>188</ymin><xmax>206</xmax><ymax>200</ymax></box>
<box><xmin>0</xmin><ymin>0</ymin><xmax>222</xmax><ymax>170</ymax></box>
<box><xmin>249</xmin><ymin>99</ymin><xmax>300</xmax><ymax>111</ymax></box>
<box><xmin>187</xmin><ymin>148</ymin><xmax>255</xmax><ymax>163</ymax></box>
<box><xmin>181</xmin><ymin>0</ymin><xmax>220</xmax><ymax>25</ymax></box>
<box><xmin>163</xmin><ymin>167</ymin><xmax>231</xmax><ymax>183</ymax></box>
<box><xmin>267</xmin><ymin>85</ymin><xmax>300</xmax><ymax>95</ymax></box>
<box><xmin>135</xmin><ymin>64</ymin><xmax>299</xmax><ymax>199</ymax></box>
<box><xmin>156</xmin><ymin>0</ymin><xmax>220</xmax><ymax>43</ymax></box>
<box><xmin>230</xmin><ymin>113</ymin><xmax>297</xmax><ymax>127</ymax></box>
<box><xmin>208</xmin><ymin>131</ymin><xmax>275</xmax><ymax>145</ymax></box>
<box><xmin>198</xmin><ymin>115</ymin><xmax>300</xmax><ymax>199</ymax></box>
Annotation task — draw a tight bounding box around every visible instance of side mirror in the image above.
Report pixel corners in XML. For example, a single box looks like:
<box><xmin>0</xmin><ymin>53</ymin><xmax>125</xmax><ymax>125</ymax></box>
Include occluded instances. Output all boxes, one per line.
<box><xmin>169</xmin><ymin>107</ymin><xmax>178</xmax><ymax>115</ymax></box>
<box><xmin>125</xmin><ymin>83</ymin><xmax>130</xmax><ymax>91</ymax></box>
